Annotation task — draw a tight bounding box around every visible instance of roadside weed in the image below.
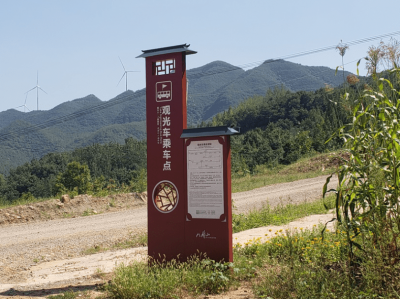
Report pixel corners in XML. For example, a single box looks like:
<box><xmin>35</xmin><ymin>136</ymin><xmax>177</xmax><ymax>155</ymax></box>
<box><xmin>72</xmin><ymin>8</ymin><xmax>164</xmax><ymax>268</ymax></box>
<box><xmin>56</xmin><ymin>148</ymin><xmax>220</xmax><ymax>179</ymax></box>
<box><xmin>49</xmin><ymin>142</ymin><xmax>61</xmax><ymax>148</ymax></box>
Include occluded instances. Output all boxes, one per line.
<box><xmin>231</xmin><ymin>152</ymin><xmax>339</xmax><ymax>193</ymax></box>
<box><xmin>62</xmin><ymin>212</ymin><xmax>73</xmax><ymax>218</ymax></box>
<box><xmin>108</xmin><ymin>198</ymin><xmax>116</xmax><ymax>207</ymax></box>
<box><xmin>105</xmin><ymin>255</ymin><xmax>236</xmax><ymax>299</ymax></box>
<box><xmin>82</xmin><ymin>232</ymin><xmax>147</xmax><ymax>255</ymax></box>
<box><xmin>47</xmin><ymin>290</ymin><xmax>76</xmax><ymax>299</ymax></box>
<box><xmin>232</xmin><ymin>194</ymin><xmax>335</xmax><ymax>233</ymax></box>
<box><xmin>112</xmin><ymin>232</ymin><xmax>148</xmax><ymax>249</ymax></box>
<box><xmin>81</xmin><ymin>209</ymin><xmax>95</xmax><ymax>216</ymax></box>
<box><xmin>83</xmin><ymin>245</ymin><xmax>103</xmax><ymax>255</ymax></box>
<box><xmin>93</xmin><ymin>267</ymin><xmax>106</xmax><ymax>279</ymax></box>
<box><xmin>233</xmin><ymin>226</ymin><xmax>400</xmax><ymax>298</ymax></box>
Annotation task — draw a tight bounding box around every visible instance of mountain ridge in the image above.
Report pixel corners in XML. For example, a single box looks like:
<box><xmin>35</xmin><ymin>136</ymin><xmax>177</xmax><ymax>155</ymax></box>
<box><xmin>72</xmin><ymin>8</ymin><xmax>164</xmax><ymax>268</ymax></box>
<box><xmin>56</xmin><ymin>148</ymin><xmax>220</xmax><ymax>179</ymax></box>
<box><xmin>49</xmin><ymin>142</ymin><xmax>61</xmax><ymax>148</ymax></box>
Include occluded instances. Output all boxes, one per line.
<box><xmin>0</xmin><ymin>59</ymin><xmax>353</xmax><ymax>173</ymax></box>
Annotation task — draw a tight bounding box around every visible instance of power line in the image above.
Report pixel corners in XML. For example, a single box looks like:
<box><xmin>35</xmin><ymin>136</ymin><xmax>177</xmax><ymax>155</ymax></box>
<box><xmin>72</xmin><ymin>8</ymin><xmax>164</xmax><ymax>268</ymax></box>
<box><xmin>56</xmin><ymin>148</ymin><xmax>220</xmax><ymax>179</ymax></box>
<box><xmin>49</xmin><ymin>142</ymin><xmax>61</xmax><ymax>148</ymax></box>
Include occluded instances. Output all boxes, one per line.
<box><xmin>187</xmin><ymin>57</ymin><xmax>362</xmax><ymax>101</ymax></box>
<box><xmin>0</xmin><ymin>90</ymin><xmax>145</xmax><ymax>143</ymax></box>
<box><xmin>188</xmin><ymin>30</ymin><xmax>400</xmax><ymax>79</ymax></box>
<box><xmin>1</xmin><ymin>30</ymin><xmax>399</xmax><ymax>143</ymax></box>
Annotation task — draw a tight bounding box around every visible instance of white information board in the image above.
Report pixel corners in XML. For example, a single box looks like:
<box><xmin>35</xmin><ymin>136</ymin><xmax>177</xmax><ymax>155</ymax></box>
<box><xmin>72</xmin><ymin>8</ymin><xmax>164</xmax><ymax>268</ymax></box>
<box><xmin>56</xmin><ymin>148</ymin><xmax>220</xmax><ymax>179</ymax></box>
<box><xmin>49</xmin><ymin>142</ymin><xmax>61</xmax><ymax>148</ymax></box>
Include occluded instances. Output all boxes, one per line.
<box><xmin>187</xmin><ymin>139</ymin><xmax>224</xmax><ymax>219</ymax></box>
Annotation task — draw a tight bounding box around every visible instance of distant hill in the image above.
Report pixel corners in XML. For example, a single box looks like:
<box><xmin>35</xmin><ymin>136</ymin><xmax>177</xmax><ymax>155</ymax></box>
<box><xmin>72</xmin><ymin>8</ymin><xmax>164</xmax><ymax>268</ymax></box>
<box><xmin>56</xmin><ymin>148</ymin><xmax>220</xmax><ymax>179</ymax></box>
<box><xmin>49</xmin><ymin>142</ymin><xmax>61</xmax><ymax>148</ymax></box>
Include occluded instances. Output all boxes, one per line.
<box><xmin>0</xmin><ymin>59</ymin><xmax>352</xmax><ymax>174</ymax></box>
<box><xmin>187</xmin><ymin>59</ymin><xmax>351</xmax><ymax>122</ymax></box>
<box><xmin>0</xmin><ymin>93</ymin><xmax>147</xmax><ymax>173</ymax></box>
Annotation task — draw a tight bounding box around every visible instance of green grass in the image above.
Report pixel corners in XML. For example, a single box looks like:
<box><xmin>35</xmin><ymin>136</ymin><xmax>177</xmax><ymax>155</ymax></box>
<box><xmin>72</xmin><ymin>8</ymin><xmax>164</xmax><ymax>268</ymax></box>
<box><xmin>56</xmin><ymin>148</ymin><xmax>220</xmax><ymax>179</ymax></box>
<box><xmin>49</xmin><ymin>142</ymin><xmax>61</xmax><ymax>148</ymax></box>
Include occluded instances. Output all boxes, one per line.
<box><xmin>235</xmin><ymin>226</ymin><xmax>400</xmax><ymax>298</ymax></box>
<box><xmin>109</xmin><ymin>198</ymin><xmax>116</xmax><ymax>207</ymax></box>
<box><xmin>0</xmin><ymin>195</ymin><xmax>51</xmax><ymax>210</ymax></box>
<box><xmin>104</xmin><ymin>255</ymin><xmax>236</xmax><ymax>298</ymax></box>
<box><xmin>103</xmin><ymin>184</ymin><xmax>399</xmax><ymax>298</ymax></box>
<box><xmin>82</xmin><ymin>232</ymin><xmax>148</xmax><ymax>255</ymax></box>
<box><xmin>102</xmin><ymin>196</ymin><xmax>337</xmax><ymax>298</ymax></box>
<box><xmin>81</xmin><ymin>209</ymin><xmax>95</xmax><ymax>216</ymax></box>
<box><xmin>112</xmin><ymin>233</ymin><xmax>147</xmax><ymax>249</ymax></box>
<box><xmin>104</xmin><ymin>224</ymin><xmax>400</xmax><ymax>299</ymax></box>
<box><xmin>62</xmin><ymin>212</ymin><xmax>74</xmax><ymax>218</ymax></box>
<box><xmin>47</xmin><ymin>290</ymin><xmax>76</xmax><ymax>299</ymax></box>
<box><xmin>83</xmin><ymin>245</ymin><xmax>104</xmax><ymax>255</ymax></box>
<box><xmin>233</xmin><ymin>194</ymin><xmax>335</xmax><ymax>233</ymax></box>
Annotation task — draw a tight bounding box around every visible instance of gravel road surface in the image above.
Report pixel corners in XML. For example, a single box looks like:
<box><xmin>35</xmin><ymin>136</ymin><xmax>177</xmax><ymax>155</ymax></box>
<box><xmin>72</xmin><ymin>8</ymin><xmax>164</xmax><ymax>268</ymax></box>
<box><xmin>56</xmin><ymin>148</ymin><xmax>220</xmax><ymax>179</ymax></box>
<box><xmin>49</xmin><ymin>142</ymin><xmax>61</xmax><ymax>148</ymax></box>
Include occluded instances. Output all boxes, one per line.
<box><xmin>232</xmin><ymin>175</ymin><xmax>332</xmax><ymax>212</ymax></box>
<box><xmin>0</xmin><ymin>174</ymin><xmax>334</xmax><ymax>292</ymax></box>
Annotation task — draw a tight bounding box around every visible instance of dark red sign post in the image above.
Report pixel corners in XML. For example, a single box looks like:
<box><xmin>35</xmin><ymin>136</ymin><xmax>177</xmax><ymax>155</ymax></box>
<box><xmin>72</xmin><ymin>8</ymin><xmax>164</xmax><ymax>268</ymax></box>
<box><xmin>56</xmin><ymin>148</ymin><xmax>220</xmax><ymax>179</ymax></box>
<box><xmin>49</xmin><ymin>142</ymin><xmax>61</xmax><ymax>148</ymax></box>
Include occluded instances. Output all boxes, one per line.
<box><xmin>137</xmin><ymin>44</ymin><xmax>239</xmax><ymax>262</ymax></box>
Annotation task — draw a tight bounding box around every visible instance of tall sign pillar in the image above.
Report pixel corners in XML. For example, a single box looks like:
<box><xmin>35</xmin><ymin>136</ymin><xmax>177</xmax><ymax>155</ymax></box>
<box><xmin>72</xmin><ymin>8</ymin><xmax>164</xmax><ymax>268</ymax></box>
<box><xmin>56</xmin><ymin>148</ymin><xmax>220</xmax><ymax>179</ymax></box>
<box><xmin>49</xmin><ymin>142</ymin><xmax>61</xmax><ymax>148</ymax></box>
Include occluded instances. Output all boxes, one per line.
<box><xmin>137</xmin><ymin>44</ymin><xmax>197</xmax><ymax>261</ymax></box>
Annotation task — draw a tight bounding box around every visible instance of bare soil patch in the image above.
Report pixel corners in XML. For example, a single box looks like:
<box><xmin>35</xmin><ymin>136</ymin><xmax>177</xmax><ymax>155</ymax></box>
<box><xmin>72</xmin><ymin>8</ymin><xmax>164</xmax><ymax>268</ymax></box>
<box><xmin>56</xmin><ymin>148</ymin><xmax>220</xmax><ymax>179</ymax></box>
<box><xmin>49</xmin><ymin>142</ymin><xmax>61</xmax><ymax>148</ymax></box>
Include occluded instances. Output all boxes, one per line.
<box><xmin>0</xmin><ymin>192</ymin><xmax>147</xmax><ymax>226</ymax></box>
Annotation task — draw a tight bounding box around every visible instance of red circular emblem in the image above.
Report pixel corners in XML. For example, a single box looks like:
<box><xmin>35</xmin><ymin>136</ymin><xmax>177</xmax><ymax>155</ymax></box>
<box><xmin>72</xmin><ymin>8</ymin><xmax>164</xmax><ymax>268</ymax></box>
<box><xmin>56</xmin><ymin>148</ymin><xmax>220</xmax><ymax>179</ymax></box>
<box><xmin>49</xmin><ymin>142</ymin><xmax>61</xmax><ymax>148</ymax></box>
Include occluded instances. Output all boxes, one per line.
<box><xmin>152</xmin><ymin>180</ymin><xmax>179</xmax><ymax>213</ymax></box>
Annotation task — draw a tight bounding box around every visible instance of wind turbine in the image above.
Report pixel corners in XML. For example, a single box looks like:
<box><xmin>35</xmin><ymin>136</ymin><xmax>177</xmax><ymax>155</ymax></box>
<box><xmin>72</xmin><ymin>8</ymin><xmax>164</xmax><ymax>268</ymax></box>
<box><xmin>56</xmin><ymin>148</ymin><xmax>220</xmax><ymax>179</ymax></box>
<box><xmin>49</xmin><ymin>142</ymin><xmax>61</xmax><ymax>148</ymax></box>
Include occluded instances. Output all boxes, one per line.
<box><xmin>117</xmin><ymin>56</ymin><xmax>139</xmax><ymax>91</ymax></box>
<box><xmin>26</xmin><ymin>71</ymin><xmax>47</xmax><ymax>111</ymax></box>
<box><xmin>15</xmin><ymin>94</ymin><xmax>31</xmax><ymax>112</ymax></box>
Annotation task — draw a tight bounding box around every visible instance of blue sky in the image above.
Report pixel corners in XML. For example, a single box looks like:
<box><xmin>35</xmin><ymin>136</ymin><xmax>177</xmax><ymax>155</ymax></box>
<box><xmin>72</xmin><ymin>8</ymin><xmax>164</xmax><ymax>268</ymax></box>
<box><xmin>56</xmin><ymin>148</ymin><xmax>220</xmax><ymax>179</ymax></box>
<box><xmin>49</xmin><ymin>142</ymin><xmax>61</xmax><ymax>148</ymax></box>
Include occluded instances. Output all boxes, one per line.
<box><xmin>1</xmin><ymin>0</ymin><xmax>399</xmax><ymax>113</ymax></box>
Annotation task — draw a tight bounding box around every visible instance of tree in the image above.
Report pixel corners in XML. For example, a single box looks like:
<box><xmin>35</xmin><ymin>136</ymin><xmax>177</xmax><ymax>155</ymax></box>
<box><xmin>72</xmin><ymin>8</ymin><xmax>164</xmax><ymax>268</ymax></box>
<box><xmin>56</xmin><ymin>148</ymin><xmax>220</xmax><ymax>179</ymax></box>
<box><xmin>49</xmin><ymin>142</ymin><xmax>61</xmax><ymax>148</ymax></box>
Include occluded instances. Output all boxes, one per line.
<box><xmin>55</xmin><ymin>161</ymin><xmax>91</xmax><ymax>195</ymax></box>
<box><xmin>0</xmin><ymin>174</ymin><xmax>4</xmax><ymax>189</ymax></box>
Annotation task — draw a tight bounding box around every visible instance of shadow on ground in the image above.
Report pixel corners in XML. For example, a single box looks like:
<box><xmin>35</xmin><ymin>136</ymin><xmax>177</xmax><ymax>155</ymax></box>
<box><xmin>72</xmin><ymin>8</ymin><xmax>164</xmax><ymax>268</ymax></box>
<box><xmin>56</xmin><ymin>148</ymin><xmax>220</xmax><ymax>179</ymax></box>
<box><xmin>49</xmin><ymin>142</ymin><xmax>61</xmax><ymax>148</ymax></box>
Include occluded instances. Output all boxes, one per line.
<box><xmin>0</xmin><ymin>283</ymin><xmax>102</xmax><ymax>298</ymax></box>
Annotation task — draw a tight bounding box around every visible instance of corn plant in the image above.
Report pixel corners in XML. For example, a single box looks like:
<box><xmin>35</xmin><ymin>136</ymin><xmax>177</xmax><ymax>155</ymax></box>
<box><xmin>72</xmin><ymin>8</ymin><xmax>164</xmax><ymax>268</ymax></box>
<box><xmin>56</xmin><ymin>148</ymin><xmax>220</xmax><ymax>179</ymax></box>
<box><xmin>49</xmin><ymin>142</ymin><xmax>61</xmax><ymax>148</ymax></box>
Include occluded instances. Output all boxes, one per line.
<box><xmin>324</xmin><ymin>68</ymin><xmax>400</xmax><ymax>285</ymax></box>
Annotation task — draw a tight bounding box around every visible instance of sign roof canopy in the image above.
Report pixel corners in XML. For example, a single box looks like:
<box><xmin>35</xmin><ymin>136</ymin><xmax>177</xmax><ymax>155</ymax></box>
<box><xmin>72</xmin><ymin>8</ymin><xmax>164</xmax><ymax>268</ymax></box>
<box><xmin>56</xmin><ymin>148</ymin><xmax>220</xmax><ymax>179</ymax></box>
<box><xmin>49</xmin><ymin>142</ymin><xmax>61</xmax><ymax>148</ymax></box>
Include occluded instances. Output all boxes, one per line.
<box><xmin>137</xmin><ymin>44</ymin><xmax>197</xmax><ymax>58</ymax></box>
<box><xmin>181</xmin><ymin>126</ymin><xmax>240</xmax><ymax>138</ymax></box>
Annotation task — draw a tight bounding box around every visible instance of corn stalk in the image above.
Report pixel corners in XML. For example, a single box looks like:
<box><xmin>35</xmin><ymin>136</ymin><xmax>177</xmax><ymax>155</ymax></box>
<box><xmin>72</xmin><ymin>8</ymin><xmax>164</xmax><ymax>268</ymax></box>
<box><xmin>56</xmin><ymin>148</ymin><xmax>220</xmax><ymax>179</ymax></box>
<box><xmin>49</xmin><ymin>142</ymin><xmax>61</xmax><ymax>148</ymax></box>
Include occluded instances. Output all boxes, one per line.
<box><xmin>324</xmin><ymin>68</ymin><xmax>400</xmax><ymax>275</ymax></box>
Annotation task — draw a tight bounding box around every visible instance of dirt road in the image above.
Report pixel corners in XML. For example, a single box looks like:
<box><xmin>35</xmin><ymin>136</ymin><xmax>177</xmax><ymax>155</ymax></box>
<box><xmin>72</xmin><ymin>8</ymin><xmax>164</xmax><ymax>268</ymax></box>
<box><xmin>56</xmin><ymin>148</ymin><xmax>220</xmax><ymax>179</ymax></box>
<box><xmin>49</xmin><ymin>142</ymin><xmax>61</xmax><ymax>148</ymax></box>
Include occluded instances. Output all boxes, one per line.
<box><xmin>0</xmin><ymin>174</ymin><xmax>334</xmax><ymax>295</ymax></box>
<box><xmin>232</xmin><ymin>175</ymin><xmax>331</xmax><ymax>212</ymax></box>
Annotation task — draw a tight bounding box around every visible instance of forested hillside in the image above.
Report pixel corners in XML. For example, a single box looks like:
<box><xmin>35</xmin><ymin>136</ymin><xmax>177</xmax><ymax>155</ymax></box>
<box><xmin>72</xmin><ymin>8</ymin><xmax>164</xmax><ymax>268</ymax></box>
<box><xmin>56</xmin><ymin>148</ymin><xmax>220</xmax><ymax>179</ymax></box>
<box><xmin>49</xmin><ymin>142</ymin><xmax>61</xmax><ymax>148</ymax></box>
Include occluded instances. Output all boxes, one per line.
<box><xmin>0</xmin><ymin>59</ymin><xmax>351</xmax><ymax>174</ymax></box>
<box><xmin>0</xmin><ymin>93</ymin><xmax>146</xmax><ymax>174</ymax></box>
<box><xmin>208</xmin><ymin>85</ymin><xmax>353</xmax><ymax>172</ymax></box>
<box><xmin>0</xmin><ymin>79</ymin><xmax>367</xmax><ymax>203</ymax></box>
<box><xmin>0</xmin><ymin>138</ymin><xmax>146</xmax><ymax>201</ymax></box>
<box><xmin>189</xmin><ymin>59</ymin><xmax>351</xmax><ymax>121</ymax></box>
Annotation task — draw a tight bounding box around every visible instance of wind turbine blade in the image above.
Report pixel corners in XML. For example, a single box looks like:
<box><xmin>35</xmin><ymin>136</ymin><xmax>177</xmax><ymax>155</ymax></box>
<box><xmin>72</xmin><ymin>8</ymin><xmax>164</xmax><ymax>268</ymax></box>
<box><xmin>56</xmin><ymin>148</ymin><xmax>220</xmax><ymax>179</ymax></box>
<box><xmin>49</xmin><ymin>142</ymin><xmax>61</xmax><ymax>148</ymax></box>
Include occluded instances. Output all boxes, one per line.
<box><xmin>118</xmin><ymin>56</ymin><xmax>126</xmax><ymax>71</ymax></box>
<box><xmin>25</xmin><ymin>86</ymin><xmax>37</xmax><ymax>93</ymax></box>
<box><xmin>15</xmin><ymin>105</ymin><xmax>24</xmax><ymax>109</ymax></box>
<box><xmin>39</xmin><ymin>87</ymin><xmax>47</xmax><ymax>94</ymax></box>
<box><xmin>24</xmin><ymin>105</ymin><xmax>31</xmax><ymax>112</ymax></box>
<box><xmin>117</xmin><ymin>73</ymin><xmax>126</xmax><ymax>86</ymax></box>
<box><xmin>24</xmin><ymin>94</ymin><xmax>28</xmax><ymax>104</ymax></box>
<box><xmin>126</xmin><ymin>70</ymin><xmax>140</xmax><ymax>73</ymax></box>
